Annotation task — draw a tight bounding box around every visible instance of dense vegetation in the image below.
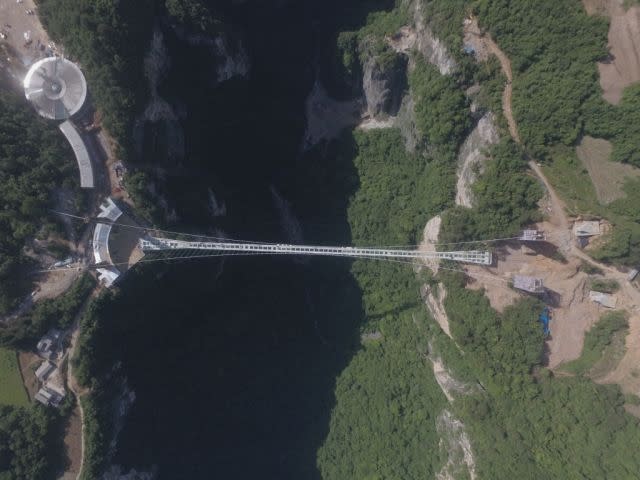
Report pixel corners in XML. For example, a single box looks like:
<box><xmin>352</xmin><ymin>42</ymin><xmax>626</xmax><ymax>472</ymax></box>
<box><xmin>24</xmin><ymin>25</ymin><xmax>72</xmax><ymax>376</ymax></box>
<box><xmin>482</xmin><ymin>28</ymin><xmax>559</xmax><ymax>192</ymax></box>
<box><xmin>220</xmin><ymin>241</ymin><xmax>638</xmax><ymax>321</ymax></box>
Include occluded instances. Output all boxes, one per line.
<box><xmin>585</xmin><ymin>84</ymin><xmax>640</xmax><ymax>167</ymax></box>
<box><xmin>79</xmin><ymin>390</ymin><xmax>113</xmax><ymax>480</ymax></box>
<box><xmin>0</xmin><ymin>92</ymin><xmax>80</xmax><ymax>314</ymax></box>
<box><xmin>0</xmin><ymin>401</ymin><xmax>72</xmax><ymax>480</ymax></box>
<box><xmin>440</xmin><ymin>138</ymin><xmax>542</xmax><ymax>243</ymax></box>
<box><xmin>473</xmin><ymin>0</ymin><xmax>640</xmax><ymax>264</ymax></box>
<box><xmin>441</xmin><ymin>275</ymin><xmax>640</xmax><ymax>479</ymax></box>
<box><xmin>318</xmin><ymin>129</ymin><xmax>450</xmax><ymax>478</ymax></box>
<box><xmin>474</xmin><ymin>0</ymin><xmax>608</xmax><ymax>156</ymax></box>
<box><xmin>409</xmin><ymin>60</ymin><xmax>471</xmax><ymax>153</ymax></box>
<box><xmin>561</xmin><ymin>311</ymin><xmax>628</xmax><ymax>376</ymax></box>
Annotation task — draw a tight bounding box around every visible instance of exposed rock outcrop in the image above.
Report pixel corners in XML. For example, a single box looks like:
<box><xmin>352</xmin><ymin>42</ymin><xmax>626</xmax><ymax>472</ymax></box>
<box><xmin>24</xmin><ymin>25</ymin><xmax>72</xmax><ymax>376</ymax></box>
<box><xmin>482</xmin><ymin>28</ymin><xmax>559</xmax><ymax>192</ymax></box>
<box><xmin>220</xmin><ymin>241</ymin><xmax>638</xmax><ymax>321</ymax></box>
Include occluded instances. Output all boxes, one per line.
<box><xmin>421</xmin><ymin>283</ymin><xmax>452</xmax><ymax>338</ymax></box>
<box><xmin>362</xmin><ymin>52</ymin><xmax>407</xmax><ymax>118</ymax></box>
<box><xmin>436</xmin><ymin>409</ymin><xmax>477</xmax><ymax>480</ymax></box>
<box><xmin>455</xmin><ymin>112</ymin><xmax>499</xmax><ymax>207</ymax></box>
<box><xmin>387</xmin><ymin>1</ymin><xmax>457</xmax><ymax>75</ymax></box>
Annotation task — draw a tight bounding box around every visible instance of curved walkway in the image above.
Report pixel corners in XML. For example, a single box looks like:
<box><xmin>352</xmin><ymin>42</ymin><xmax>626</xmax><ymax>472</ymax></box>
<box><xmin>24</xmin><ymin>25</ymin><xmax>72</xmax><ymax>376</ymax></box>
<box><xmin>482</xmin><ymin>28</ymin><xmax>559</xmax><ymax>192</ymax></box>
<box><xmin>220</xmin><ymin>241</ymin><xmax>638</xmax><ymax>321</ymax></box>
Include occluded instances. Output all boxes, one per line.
<box><xmin>59</xmin><ymin>120</ymin><xmax>94</xmax><ymax>189</ymax></box>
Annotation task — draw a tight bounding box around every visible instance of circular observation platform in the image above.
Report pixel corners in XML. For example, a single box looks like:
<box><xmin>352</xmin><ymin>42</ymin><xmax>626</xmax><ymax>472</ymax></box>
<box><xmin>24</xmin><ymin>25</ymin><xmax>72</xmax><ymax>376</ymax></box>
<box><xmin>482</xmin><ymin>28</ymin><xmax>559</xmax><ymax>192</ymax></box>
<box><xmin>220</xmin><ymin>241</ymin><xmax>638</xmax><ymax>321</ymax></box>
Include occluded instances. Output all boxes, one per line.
<box><xmin>23</xmin><ymin>57</ymin><xmax>87</xmax><ymax>120</ymax></box>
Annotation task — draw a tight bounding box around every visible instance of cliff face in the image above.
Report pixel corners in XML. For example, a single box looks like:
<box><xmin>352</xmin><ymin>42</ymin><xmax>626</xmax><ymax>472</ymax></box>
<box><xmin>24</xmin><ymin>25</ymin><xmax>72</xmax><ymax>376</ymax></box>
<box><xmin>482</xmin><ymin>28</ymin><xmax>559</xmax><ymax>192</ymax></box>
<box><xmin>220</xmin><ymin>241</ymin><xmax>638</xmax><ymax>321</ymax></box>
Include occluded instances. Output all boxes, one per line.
<box><xmin>362</xmin><ymin>52</ymin><xmax>408</xmax><ymax>118</ymax></box>
<box><xmin>455</xmin><ymin>113</ymin><xmax>500</xmax><ymax>207</ymax></box>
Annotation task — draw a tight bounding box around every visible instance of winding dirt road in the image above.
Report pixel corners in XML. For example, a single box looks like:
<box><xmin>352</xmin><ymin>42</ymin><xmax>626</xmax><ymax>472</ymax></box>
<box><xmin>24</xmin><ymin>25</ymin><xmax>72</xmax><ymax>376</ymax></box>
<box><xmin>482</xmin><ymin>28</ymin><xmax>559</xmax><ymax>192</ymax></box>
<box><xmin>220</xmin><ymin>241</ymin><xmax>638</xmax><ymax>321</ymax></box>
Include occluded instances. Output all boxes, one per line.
<box><xmin>474</xmin><ymin>15</ymin><xmax>640</xmax><ymax>394</ymax></box>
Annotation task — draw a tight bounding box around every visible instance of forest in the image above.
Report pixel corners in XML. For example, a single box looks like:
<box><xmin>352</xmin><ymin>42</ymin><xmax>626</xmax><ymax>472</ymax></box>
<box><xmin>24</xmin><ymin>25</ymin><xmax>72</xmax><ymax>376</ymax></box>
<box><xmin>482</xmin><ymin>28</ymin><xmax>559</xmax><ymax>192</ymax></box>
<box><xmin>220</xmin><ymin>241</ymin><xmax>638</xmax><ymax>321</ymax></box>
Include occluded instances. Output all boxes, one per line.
<box><xmin>0</xmin><ymin>399</ymin><xmax>73</xmax><ymax>479</ymax></box>
<box><xmin>474</xmin><ymin>0</ymin><xmax>609</xmax><ymax>156</ymax></box>
<box><xmin>318</xmin><ymin>2</ymin><xmax>640</xmax><ymax>478</ymax></box>
<box><xmin>0</xmin><ymin>92</ymin><xmax>80</xmax><ymax>314</ymax></box>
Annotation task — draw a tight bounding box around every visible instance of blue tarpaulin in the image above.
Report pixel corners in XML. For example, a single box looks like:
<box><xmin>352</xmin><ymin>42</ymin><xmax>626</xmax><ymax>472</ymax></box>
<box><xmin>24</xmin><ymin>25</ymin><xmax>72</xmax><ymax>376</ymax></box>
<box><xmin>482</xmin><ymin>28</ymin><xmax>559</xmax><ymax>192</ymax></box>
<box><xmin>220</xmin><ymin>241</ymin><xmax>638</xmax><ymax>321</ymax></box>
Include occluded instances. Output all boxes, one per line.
<box><xmin>539</xmin><ymin>308</ymin><xmax>551</xmax><ymax>336</ymax></box>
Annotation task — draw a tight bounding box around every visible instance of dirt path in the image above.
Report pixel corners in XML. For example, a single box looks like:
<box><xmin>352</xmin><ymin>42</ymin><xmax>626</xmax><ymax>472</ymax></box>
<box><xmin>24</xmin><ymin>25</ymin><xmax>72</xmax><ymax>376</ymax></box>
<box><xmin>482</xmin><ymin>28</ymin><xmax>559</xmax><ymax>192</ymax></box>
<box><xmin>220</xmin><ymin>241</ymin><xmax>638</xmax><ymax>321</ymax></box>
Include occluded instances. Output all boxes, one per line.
<box><xmin>465</xmin><ymin>17</ymin><xmax>520</xmax><ymax>143</ymax></box>
<box><xmin>65</xmin><ymin>324</ymin><xmax>86</xmax><ymax>480</ymax></box>
<box><xmin>474</xmin><ymin>15</ymin><xmax>640</xmax><ymax>389</ymax></box>
<box><xmin>61</xmin><ymin>289</ymin><xmax>101</xmax><ymax>480</ymax></box>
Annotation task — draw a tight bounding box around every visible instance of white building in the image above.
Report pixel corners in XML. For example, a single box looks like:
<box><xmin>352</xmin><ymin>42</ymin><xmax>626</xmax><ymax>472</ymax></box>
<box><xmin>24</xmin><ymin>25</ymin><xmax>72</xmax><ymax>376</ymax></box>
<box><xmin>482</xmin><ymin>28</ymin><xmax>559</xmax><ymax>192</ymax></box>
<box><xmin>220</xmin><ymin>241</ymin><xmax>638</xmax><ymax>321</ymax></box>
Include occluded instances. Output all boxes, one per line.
<box><xmin>98</xmin><ymin>197</ymin><xmax>123</xmax><ymax>222</ymax></box>
<box><xmin>35</xmin><ymin>361</ymin><xmax>55</xmax><ymax>382</ymax></box>
<box><xmin>589</xmin><ymin>291</ymin><xmax>617</xmax><ymax>309</ymax></box>
<box><xmin>573</xmin><ymin>221</ymin><xmax>601</xmax><ymax>237</ymax></box>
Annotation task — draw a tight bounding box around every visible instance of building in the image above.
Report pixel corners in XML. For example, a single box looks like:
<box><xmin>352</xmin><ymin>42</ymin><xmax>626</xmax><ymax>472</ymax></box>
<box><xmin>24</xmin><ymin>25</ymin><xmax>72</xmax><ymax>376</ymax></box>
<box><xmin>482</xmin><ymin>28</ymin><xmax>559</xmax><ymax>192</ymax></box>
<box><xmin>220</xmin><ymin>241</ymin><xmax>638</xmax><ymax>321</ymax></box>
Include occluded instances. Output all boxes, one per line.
<box><xmin>23</xmin><ymin>57</ymin><xmax>87</xmax><ymax>120</ymax></box>
<box><xmin>34</xmin><ymin>361</ymin><xmax>55</xmax><ymax>383</ymax></box>
<box><xmin>627</xmin><ymin>269</ymin><xmax>639</xmax><ymax>282</ymax></box>
<box><xmin>573</xmin><ymin>221</ymin><xmax>601</xmax><ymax>237</ymax></box>
<box><xmin>93</xmin><ymin>223</ymin><xmax>113</xmax><ymax>264</ymax></box>
<box><xmin>513</xmin><ymin>275</ymin><xmax>545</xmax><ymax>294</ymax></box>
<box><xmin>36</xmin><ymin>329</ymin><xmax>63</xmax><ymax>360</ymax></box>
<box><xmin>97</xmin><ymin>266</ymin><xmax>121</xmax><ymax>288</ymax></box>
<box><xmin>59</xmin><ymin>120</ymin><xmax>94</xmax><ymax>188</ymax></box>
<box><xmin>589</xmin><ymin>291</ymin><xmax>617</xmax><ymax>308</ymax></box>
<box><xmin>520</xmin><ymin>229</ymin><xmax>544</xmax><ymax>241</ymax></box>
<box><xmin>97</xmin><ymin>197</ymin><xmax>123</xmax><ymax>222</ymax></box>
<box><xmin>34</xmin><ymin>386</ymin><xmax>64</xmax><ymax>407</ymax></box>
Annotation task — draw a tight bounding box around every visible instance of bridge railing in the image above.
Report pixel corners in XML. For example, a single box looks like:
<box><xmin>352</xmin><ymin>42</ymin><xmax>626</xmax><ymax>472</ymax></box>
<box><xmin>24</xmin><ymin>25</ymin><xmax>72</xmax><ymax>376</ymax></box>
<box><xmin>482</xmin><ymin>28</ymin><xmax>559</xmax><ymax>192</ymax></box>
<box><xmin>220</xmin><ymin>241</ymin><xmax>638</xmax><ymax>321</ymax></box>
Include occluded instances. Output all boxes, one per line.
<box><xmin>140</xmin><ymin>237</ymin><xmax>492</xmax><ymax>265</ymax></box>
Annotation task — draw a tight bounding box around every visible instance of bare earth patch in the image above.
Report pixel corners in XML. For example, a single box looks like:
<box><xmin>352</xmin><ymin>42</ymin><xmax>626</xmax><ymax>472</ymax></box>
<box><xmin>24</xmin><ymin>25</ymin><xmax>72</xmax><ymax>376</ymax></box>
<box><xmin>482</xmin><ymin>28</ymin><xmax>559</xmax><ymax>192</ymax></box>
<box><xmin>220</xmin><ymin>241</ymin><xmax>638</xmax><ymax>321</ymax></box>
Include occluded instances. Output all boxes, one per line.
<box><xmin>59</xmin><ymin>405</ymin><xmax>83</xmax><ymax>479</ymax></box>
<box><xmin>419</xmin><ymin>215</ymin><xmax>442</xmax><ymax>274</ymax></box>
<box><xmin>32</xmin><ymin>268</ymin><xmax>82</xmax><ymax>303</ymax></box>
<box><xmin>465</xmin><ymin>240</ymin><xmax>601</xmax><ymax>368</ymax></box>
<box><xmin>576</xmin><ymin>136</ymin><xmax>640</xmax><ymax>204</ymax></box>
<box><xmin>597</xmin><ymin>302</ymin><xmax>640</xmax><ymax>398</ymax></box>
<box><xmin>0</xmin><ymin>0</ymin><xmax>53</xmax><ymax>68</ymax></box>
<box><xmin>583</xmin><ymin>0</ymin><xmax>640</xmax><ymax>104</ymax></box>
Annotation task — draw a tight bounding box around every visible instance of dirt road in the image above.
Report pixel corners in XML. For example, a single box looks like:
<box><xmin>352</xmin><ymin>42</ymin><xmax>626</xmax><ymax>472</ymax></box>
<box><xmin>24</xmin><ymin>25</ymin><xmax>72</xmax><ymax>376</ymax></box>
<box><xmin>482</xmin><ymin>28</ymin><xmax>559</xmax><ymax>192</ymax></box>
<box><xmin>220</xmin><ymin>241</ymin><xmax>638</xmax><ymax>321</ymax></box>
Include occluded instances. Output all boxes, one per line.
<box><xmin>464</xmin><ymin>17</ymin><xmax>521</xmax><ymax>143</ymax></box>
<box><xmin>473</xmin><ymin>14</ymin><xmax>640</xmax><ymax>391</ymax></box>
<box><xmin>61</xmin><ymin>289</ymin><xmax>100</xmax><ymax>480</ymax></box>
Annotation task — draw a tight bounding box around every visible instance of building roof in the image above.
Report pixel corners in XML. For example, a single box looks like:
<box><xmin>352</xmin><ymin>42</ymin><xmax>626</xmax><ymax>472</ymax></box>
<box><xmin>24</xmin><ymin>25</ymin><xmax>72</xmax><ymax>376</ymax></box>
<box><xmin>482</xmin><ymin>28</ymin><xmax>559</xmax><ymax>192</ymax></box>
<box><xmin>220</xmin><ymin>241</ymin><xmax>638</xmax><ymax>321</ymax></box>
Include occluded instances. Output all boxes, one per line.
<box><xmin>34</xmin><ymin>386</ymin><xmax>64</xmax><ymax>407</ymax></box>
<box><xmin>573</xmin><ymin>221</ymin><xmax>601</xmax><ymax>237</ymax></box>
<box><xmin>96</xmin><ymin>267</ymin><xmax>121</xmax><ymax>288</ymax></box>
<box><xmin>97</xmin><ymin>197</ymin><xmax>123</xmax><ymax>222</ymax></box>
<box><xmin>59</xmin><ymin>120</ymin><xmax>94</xmax><ymax>188</ymax></box>
<box><xmin>93</xmin><ymin>223</ymin><xmax>113</xmax><ymax>264</ymax></box>
<box><xmin>36</xmin><ymin>329</ymin><xmax>63</xmax><ymax>354</ymax></box>
<box><xmin>23</xmin><ymin>57</ymin><xmax>87</xmax><ymax>120</ymax></box>
<box><xmin>35</xmin><ymin>361</ymin><xmax>55</xmax><ymax>382</ymax></box>
<box><xmin>34</xmin><ymin>389</ymin><xmax>54</xmax><ymax>406</ymax></box>
<box><xmin>513</xmin><ymin>275</ymin><xmax>545</xmax><ymax>293</ymax></box>
<box><xmin>589</xmin><ymin>291</ymin><xmax>617</xmax><ymax>308</ymax></box>
<box><xmin>520</xmin><ymin>229</ymin><xmax>544</xmax><ymax>241</ymax></box>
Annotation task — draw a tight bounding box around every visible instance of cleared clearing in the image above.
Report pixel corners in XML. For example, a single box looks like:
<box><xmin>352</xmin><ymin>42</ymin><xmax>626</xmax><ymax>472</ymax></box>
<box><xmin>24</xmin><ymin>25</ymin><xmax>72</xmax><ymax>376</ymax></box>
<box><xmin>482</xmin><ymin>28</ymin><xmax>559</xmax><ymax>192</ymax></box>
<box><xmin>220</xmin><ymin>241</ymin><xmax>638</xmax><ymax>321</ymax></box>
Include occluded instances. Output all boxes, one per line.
<box><xmin>0</xmin><ymin>347</ymin><xmax>29</xmax><ymax>407</ymax></box>
<box><xmin>576</xmin><ymin>136</ymin><xmax>640</xmax><ymax>204</ymax></box>
<box><xmin>583</xmin><ymin>0</ymin><xmax>640</xmax><ymax>104</ymax></box>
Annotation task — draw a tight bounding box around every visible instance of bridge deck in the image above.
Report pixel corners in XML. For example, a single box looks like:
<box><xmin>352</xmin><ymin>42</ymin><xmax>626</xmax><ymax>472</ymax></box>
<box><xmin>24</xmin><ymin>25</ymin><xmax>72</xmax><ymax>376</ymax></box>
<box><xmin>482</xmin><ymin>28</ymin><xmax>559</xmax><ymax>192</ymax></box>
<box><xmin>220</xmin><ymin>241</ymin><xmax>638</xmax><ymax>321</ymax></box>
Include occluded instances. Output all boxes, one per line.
<box><xmin>140</xmin><ymin>237</ymin><xmax>492</xmax><ymax>265</ymax></box>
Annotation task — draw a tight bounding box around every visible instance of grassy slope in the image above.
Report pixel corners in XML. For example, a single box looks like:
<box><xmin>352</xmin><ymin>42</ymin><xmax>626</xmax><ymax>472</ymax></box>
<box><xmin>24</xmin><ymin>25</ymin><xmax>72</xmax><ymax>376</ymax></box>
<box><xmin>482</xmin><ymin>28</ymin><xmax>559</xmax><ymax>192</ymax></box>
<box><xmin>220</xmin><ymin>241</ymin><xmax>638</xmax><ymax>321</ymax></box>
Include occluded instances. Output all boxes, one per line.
<box><xmin>561</xmin><ymin>311</ymin><xmax>628</xmax><ymax>376</ymax></box>
<box><xmin>0</xmin><ymin>348</ymin><xmax>28</xmax><ymax>407</ymax></box>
